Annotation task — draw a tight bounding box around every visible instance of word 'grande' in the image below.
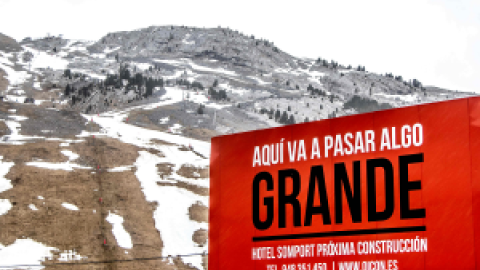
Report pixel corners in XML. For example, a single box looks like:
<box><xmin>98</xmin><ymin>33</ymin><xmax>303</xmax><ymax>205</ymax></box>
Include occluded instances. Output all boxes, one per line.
<box><xmin>252</xmin><ymin>153</ymin><xmax>425</xmax><ymax>230</ymax></box>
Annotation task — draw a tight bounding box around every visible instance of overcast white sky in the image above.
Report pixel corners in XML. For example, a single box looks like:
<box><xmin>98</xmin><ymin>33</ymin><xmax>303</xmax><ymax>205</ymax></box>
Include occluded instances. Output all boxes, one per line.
<box><xmin>0</xmin><ymin>0</ymin><xmax>478</xmax><ymax>93</ymax></box>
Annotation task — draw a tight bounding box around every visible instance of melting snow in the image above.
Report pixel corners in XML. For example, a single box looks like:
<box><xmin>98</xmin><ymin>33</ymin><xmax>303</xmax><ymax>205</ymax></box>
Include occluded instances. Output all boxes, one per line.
<box><xmin>374</xmin><ymin>93</ymin><xmax>418</xmax><ymax>102</ymax></box>
<box><xmin>0</xmin><ymin>157</ymin><xmax>14</xmax><ymax>194</ymax></box>
<box><xmin>85</xmin><ymin>112</ymin><xmax>210</xmax><ymax>158</ymax></box>
<box><xmin>106</xmin><ymin>212</ymin><xmax>133</xmax><ymax>249</ymax></box>
<box><xmin>26</xmin><ymin>161</ymin><xmax>91</xmax><ymax>171</ymax></box>
<box><xmin>23</xmin><ymin>47</ymin><xmax>69</xmax><ymax>70</ymax></box>
<box><xmin>4</xmin><ymin>95</ymin><xmax>27</xmax><ymax>103</ymax></box>
<box><xmin>8</xmin><ymin>115</ymin><xmax>28</xmax><ymax>121</ymax></box>
<box><xmin>0</xmin><ymin>239</ymin><xmax>56</xmax><ymax>270</ymax></box>
<box><xmin>61</xmin><ymin>203</ymin><xmax>79</xmax><ymax>211</ymax></box>
<box><xmin>188</xmin><ymin>60</ymin><xmax>237</xmax><ymax>76</ymax></box>
<box><xmin>104</xmin><ymin>46</ymin><xmax>121</xmax><ymax>54</ymax></box>
<box><xmin>0</xmin><ymin>156</ymin><xmax>14</xmax><ymax>216</ymax></box>
<box><xmin>247</xmin><ymin>75</ymin><xmax>270</xmax><ymax>85</ymax></box>
<box><xmin>135</xmin><ymin>151</ymin><xmax>208</xmax><ymax>270</ymax></box>
<box><xmin>0</xmin><ymin>200</ymin><xmax>12</xmax><ymax>216</ymax></box>
<box><xmin>159</xmin><ymin>116</ymin><xmax>169</xmax><ymax>124</ymax></box>
<box><xmin>33</xmin><ymin>82</ymin><xmax>41</xmax><ymax>90</ymax></box>
<box><xmin>0</xmin><ymin>58</ymin><xmax>31</xmax><ymax>87</ymax></box>
<box><xmin>107</xmin><ymin>166</ymin><xmax>133</xmax><ymax>172</ymax></box>
<box><xmin>169</xmin><ymin>123</ymin><xmax>182</xmax><ymax>134</ymax></box>
<box><xmin>57</xmin><ymin>250</ymin><xmax>85</xmax><ymax>261</ymax></box>
<box><xmin>61</xmin><ymin>150</ymin><xmax>79</xmax><ymax>161</ymax></box>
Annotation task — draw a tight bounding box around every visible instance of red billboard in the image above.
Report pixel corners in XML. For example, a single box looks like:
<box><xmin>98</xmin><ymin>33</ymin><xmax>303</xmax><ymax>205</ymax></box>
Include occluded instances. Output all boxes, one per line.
<box><xmin>209</xmin><ymin>97</ymin><xmax>480</xmax><ymax>270</ymax></box>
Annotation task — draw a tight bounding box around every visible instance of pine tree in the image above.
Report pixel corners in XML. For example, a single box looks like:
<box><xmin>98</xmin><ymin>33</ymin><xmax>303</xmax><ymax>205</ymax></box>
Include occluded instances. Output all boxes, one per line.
<box><xmin>288</xmin><ymin>115</ymin><xmax>295</xmax><ymax>125</ymax></box>
<box><xmin>135</xmin><ymin>73</ymin><xmax>143</xmax><ymax>88</ymax></box>
<box><xmin>197</xmin><ymin>104</ymin><xmax>205</xmax><ymax>114</ymax></box>
<box><xmin>307</xmin><ymin>84</ymin><xmax>314</xmax><ymax>93</ymax></box>
<box><xmin>280</xmin><ymin>111</ymin><xmax>288</xmax><ymax>124</ymax></box>
<box><xmin>64</xmin><ymin>84</ymin><xmax>71</xmax><ymax>96</ymax></box>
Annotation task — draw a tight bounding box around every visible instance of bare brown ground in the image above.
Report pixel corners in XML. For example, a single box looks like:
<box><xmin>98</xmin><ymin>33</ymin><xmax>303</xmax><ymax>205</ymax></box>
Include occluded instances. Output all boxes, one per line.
<box><xmin>178</xmin><ymin>145</ymin><xmax>190</xmax><ymax>151</ymax></box>
<box><xmin>188</xmin><ymin>202</ymin><xmax>208</xmax><ymax>223</ymax></box>
<box><xmin>203</xmin><ymin>255</ymin><xmax>208</xmax><ymax>270</ymax></box>
<box><xmin>0</xmin><ymin>68</ymin><xmax>8</xmax><ymax>92</ymax></box>
<box><xmin>177</xmin><ymin>165</ymin><xmax>208</xmax><ymax>179</ymax></box>
<box><xmin>127</xmin><ymin>110</ymin><xmax>166</xmax><ymax>132</ymax></box>
<box><xmin>156</xmin><ymin>163</ymin><xmax>175</xmax><ymax>178</ymax></box>
<box><xmin>0</xmin><ymin>121</ymin><xmax>10</xmax><ymax>136</ymax></box>
<box><xmin>150</xmin><ymin>139</ymin><xmax>176</xmax><ymax>146</ymax></box>
<box><xmin>156</xmin><ymin>163</ymin><xmax>209</xmax><ymax>195</ymax></box>
<box><xmin>1</xmin><ymin>141</ymin><xmax>69</xmax><ymax>163</ymax></box>
<box><xmin>0</xmin><ymin>100</ymin><xmax>12</xmax><ymax>113</ymax></box>
<box><xmin>85</xmin><ymin>120</ymin><xmax>102</xmax><ymax>133</ymax></box>
<box><xmin>182</xmin><ymin>127</ymin><xmax>218</xmax><ymax>142</ymax></box>
<box><xmin>71</xmin><ymin>138</ymin><xmax>141</xmax><ymax>169</ymax></box>
<box><xmin>192</xmin><ymin>229</ymin><xmax>207</xmax><ymax>246</ymax></box>
<box><xmin>144</xmin><ymin>148</ymin><xmax>164</xmax><ymax>157</ymax></box>
<box><xmin>127</xmin><ymin>106</ymin><xmax>217</xmax><ymax>142</ymax></box>
<box><xmin>0</xmin><ymin>135</ymin><xmax>203</xmax><ymax>270</ymax></box>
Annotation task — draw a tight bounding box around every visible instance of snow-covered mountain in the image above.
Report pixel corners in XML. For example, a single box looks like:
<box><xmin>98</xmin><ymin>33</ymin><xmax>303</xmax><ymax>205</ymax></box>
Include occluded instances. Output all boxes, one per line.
<box><xmin>0</xmin><ymin>26</ymin><xmax>475</xmax><ymax>269</ymax></box>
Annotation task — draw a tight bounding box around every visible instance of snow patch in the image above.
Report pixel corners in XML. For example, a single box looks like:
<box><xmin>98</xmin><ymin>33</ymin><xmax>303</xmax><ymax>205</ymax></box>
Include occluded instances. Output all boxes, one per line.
<box><xmin>23</xmin><ymin>47</ymin><xmax>69</xmax><ymax>70</ymax></box>
<box><xmin>0</xmin><ymin>157</ymin><xmax>14</xmax><ymax>216</ymax></box>
<box><xmin>57</xmin><ymin>250</ymin><xmax>85</xmax><ymax>262</ymax></box>
<box><xmin>26</xmin><ymin>161</ymin><xmax>92</xmax><ymax>171</ymax></box>
<box><xmin>0</xmin><ymin>59</ymin><xmax>31</xmax><ymax>87</ymax></box>
<box><xmin>107</xmin><ymin>166</ymin><xmax>133</xmax><ymax>172</ymax></box>
<box><xmin>247</xmin><ymin>75</ymin><xmax>270</xmax><ymax>85</ymax></box>
<box><xmin>169</xmin><ymin>123</ymin><xmax>182</xmax><ymax>134</ymax></box>
<box><xmin>61</xmin><ymin>203</ymin><xmax>79</xmax><ymax>211</ymax></box>
<box><xmin>106</xmin><ymin>212</ymin><xmax>133</xmax><ymax>249</ymax></box>
<box><xmin>104</xmin><ymin>46</ymin><xmax>121</xmax><ymax>54</ymax></box>
<box><xmin>0</xmin><ymin>239</ymin><xmax>56</xmax><ymax>270</ymax></box>
<box><xmin>134</xmin><ymin>151</ymin><xmax>207</xmax><ymax>270</ymax></box>
<box><xmin>0</xmin><ymin>200</ymin><xmax>12</xmax><ymax>216</ymax></box>
<box><xmin>0</xmin><ymin>157</ymin><xmax>14</xmax><ymax>194</ymax></box>
<box><xmin>61</xmin><ymin>150</ymin><xmax>79</xmax><ymax>161</ymax></box>
<box><xmin>8</xmin><ymin>115</ymin><xmax>28</xmax><ymax>121</ymax></box>
<box><xmin>159</xmin><ymin>116</ymin><xmax>169</xmax><ymax>124</ymax></box>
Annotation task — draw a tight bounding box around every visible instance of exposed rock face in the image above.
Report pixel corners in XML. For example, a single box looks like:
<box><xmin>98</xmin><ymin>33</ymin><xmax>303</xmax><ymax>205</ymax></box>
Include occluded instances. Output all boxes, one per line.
<box><xmin>0</xmin><ymin>33</ymin><xmax>22</xmax><ymax>52</ymax></box>
<box><xmin>0</xmin><ymin>26</ymin><xmax>475</xmax><ymax>139</ymax></box>
<box><xmin>88</xmin><ymin>26</ymin><xmax>297</xmax><ymax>72</ymax></box>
